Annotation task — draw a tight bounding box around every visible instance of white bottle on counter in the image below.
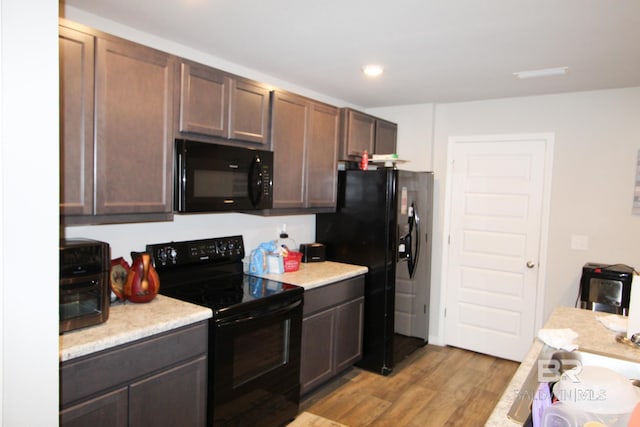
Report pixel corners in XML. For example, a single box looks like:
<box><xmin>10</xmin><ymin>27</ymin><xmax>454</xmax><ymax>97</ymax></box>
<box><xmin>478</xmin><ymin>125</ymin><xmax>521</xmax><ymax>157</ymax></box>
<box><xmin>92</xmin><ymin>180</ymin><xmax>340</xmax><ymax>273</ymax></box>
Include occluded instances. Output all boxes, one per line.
<box><xmin>626</xmin><ymin>273</ymin><xmax>640</xmax><ymax>340</ymax></box>
<box><xmin>276</xmin><ymin>224</ymin><xmax>297</xmax><ymax>253</ymax></box>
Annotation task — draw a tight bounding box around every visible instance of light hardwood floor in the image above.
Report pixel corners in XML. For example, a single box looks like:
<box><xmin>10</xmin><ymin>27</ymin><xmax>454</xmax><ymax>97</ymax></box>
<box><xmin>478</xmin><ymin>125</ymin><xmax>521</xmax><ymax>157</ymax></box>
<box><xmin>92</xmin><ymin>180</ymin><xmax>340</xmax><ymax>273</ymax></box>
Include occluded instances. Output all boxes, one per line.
<box><xmin>297</xmin><ymin>344</ymin><xmax>519</xmax><ymax>427</ymax></box>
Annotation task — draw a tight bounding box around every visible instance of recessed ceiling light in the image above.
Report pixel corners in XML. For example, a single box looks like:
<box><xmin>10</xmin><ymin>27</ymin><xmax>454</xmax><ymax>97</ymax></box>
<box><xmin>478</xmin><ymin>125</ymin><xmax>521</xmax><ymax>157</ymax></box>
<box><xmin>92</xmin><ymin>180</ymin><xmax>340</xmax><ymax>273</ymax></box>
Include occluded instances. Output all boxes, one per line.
<box><xmin>513</xmin><ymin>66</ymin><xmax>569</xmax><ymax>79</ymax></box>
<box><xmin>362</xmin><ymin>65</ymin><xmax>384</xmax><ymax>77</ymax></box>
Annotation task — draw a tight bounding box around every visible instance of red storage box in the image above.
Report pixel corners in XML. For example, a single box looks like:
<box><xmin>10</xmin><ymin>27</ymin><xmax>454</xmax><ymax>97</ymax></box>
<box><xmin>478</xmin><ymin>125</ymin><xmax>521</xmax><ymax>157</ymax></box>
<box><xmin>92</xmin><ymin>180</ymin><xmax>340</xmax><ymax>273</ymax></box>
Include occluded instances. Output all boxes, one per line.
<box><xmin>283</xmin><ymin>251</ymin><xmax>302</xmax><ymax>272</ymax></box>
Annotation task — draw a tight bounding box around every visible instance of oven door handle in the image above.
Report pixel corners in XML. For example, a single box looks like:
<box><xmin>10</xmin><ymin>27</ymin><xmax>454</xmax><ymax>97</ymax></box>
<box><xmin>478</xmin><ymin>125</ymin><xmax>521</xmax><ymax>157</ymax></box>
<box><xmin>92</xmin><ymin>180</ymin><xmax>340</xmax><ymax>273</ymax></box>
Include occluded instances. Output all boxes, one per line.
<box><xmin>60</xmin><ymin>279</ymin><xmax>100</xmax><ymax>293</ymax></box>
<box><xmin>217</xmin><ymin>299</ymin><xmax>302</xmax><ymax>327</ymax></box>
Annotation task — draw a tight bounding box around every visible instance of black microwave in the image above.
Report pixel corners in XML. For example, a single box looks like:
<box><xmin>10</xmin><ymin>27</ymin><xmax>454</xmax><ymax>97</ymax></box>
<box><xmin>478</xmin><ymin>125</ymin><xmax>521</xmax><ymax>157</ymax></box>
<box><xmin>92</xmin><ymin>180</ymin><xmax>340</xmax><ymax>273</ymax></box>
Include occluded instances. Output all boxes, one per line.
<box><xmin>175</xmin><ymin>139</ymin><xmax>273</xmax><ymax>213</ymax></box>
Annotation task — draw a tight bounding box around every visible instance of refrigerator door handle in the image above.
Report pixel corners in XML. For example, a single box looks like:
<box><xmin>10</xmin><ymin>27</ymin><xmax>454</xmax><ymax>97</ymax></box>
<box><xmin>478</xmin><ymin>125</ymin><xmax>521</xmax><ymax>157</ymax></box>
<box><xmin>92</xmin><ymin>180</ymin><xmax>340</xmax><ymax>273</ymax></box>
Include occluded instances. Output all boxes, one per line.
<box><xmin>407</xmin><ymin>202</ymin><xmax>421</xmax><ymax>278</ymax></box>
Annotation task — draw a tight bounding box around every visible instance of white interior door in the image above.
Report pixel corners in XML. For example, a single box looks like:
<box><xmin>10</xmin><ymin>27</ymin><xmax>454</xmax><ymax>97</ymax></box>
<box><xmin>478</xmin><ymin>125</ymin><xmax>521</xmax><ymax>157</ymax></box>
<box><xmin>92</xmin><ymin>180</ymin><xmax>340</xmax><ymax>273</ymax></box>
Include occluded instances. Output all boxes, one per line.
<box><xmin>444</xmin><ymin>134</ymin><xmax>552</xmax><ymax>361</ymax></box>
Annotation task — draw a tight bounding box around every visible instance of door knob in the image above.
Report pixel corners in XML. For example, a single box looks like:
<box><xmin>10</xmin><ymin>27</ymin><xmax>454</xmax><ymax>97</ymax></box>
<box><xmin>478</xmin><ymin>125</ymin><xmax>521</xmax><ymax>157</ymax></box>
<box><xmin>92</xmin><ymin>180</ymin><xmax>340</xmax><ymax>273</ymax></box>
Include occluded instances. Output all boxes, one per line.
<box><xmin>526</xmin><ymin>261</ymin><xmax>535</xmax><ymax>269</ymax></box>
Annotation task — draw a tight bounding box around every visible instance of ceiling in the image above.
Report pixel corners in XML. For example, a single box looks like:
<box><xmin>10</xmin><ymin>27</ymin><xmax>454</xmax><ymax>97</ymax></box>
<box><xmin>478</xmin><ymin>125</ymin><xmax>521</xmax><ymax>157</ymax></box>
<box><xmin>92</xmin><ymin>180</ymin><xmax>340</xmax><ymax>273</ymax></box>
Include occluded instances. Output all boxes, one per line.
<box><xmin>62</xmin><ymin>0</ymin><xmax>640</xmax><ymax>108</ymax></box>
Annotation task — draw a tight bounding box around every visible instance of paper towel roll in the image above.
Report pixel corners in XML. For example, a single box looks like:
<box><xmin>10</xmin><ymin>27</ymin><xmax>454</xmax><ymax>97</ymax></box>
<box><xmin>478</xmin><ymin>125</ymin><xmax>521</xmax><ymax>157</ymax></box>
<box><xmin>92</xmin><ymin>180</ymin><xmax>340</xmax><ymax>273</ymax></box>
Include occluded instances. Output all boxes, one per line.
<box><xmin>626</xmin><ymin>273</ymin><xmax>640</xmax><ymax>339</ymax></box>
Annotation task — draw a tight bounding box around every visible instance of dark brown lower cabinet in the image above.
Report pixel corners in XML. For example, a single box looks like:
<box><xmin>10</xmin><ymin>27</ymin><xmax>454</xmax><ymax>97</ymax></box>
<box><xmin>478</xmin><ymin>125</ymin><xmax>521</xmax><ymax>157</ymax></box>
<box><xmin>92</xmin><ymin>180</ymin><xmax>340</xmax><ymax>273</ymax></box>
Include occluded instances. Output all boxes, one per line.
<box><xmin>60</xmin><ymin>387</ymin><xmax>128</xmax><ymax>427</ymax></box>
<box><xmin>334</xmin><ymin>298</ymin><xmax>365</xmax><ymax>373</ymax></box>
<box><xmin>128</xmin><ymin>357</ymin><xmax>206</xmax><ymax>426</ymax></box>
<box><xmin>300</xmin><ymin>276</ymin><xmax>364</xmax><ymax>395</ymax></box>
<box><xmin>301</xmin><ymin>309</ymin><xmax>334</xmax><ymax>391</ymax></box>
<box><xmin>60</xmin><ymin>321</ymin><xmax>208</xmax><ymax>427</ymax></box>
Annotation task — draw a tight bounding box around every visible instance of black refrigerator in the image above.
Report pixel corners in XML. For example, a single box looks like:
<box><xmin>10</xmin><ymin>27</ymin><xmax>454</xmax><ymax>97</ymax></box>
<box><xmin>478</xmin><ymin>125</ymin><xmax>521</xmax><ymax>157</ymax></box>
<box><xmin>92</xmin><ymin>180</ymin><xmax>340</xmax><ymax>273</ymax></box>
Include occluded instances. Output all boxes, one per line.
<box><xmin>316</xmin><ymin>168</ymin><xmax>434</xmax><ymax>375</ymax></box>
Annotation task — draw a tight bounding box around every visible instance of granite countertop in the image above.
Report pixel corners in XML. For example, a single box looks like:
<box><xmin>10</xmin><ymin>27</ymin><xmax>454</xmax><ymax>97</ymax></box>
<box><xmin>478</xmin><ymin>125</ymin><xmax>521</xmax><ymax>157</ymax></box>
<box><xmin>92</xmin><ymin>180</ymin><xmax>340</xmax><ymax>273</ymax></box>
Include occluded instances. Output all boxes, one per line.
<box><xmin>60</xmin><ymin>262</ymin><xmax>365</xmax><ymax>362</ymax></box>
<box><xmin>248</xmin><ymin>261</ymin><xmax>368</xmax><ymax>290</ymax></box>
<box><xmin>59</xmin><ymin>294</ymin><xmax>212</xmax><ymax>362</ymax></box>
<box><xmin>486</xmin><ymin>306</ymin><xmax>640</xmax><ymax>426</ymax></box>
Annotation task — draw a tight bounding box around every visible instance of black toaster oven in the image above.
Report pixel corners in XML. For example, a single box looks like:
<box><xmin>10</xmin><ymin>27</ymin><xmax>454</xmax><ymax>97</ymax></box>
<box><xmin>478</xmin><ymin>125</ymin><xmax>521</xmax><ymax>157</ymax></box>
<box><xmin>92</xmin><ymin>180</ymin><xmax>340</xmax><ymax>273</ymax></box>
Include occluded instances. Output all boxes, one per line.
<box><xmin>59</xmin><ymin>238</ymin><xmax>110</xmax><ymax>333</ymax></box>
<box><xmin>579</xmin><ymin>262</ymin><xmax>635</xmax><ymax>315</ymax></box>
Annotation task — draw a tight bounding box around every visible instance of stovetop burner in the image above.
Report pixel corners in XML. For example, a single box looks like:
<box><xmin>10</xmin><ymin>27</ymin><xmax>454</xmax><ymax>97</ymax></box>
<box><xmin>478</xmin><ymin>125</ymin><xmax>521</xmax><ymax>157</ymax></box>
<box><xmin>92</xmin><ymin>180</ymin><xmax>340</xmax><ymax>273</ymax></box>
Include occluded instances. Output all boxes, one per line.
<box><xmin>146</xmin><ymin>236</ymin><xmax>303</xmax><ymax>319</ymax></box>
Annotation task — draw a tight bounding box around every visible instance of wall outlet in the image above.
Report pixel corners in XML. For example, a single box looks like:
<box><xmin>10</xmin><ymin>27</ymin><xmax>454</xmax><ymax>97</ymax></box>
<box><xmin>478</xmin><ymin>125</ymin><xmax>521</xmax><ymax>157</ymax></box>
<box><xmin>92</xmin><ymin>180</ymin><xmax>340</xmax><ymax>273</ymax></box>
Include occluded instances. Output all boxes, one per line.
<box><xmin>571</xmin><ymin>234</ymin><xmax>589</xmax><ymax>250</ymax></box>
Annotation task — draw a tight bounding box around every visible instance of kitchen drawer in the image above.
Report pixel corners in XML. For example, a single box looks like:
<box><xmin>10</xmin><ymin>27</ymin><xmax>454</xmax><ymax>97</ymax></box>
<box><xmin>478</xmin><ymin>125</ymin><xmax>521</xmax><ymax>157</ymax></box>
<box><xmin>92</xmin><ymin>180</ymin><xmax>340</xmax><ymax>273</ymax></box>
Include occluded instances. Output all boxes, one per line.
<box><xmin>303</xmin><ymin>276</ymin><xmax>364</xmax><ymax>316</ymax></box>
<box><xmin>60</xmin><ymin>321</ymin><xmax>207</xmax><ymax>406</ymax></box>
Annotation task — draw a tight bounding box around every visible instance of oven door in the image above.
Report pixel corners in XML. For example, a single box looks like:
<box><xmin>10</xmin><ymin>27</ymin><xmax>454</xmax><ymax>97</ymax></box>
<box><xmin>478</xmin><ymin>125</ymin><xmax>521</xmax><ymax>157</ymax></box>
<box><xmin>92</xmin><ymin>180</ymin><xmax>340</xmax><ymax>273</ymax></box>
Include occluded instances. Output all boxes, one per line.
<box><xmin>59</xmin><ymin>273</ymin><xmax>109</xmax><ymax>333</ymax></box>
<box><xmin>175</xmin><ymin>139</ymin><xmax>273</xmax><ymax>212</ymax></box>
<box><xmin>211</xmin><ymin>296</ymin><xmax>302</xmax><ymax>427</ymax></box>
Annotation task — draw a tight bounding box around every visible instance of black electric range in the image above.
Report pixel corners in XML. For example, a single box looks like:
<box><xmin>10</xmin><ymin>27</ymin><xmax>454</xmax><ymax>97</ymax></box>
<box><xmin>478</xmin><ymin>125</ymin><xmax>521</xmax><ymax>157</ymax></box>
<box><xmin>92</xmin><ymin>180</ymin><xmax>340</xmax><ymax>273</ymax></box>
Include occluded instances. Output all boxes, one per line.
<box><xmin>146</xmin><ymin>235</ymin><xmax>304</xmax><ymax>427</ymax></box>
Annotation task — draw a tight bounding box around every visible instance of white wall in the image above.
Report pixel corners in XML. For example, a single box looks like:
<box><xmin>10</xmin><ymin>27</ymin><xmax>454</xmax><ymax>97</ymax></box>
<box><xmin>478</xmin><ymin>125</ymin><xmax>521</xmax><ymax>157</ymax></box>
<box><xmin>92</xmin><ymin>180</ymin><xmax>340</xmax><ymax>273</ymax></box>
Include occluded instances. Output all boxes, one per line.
<box><xmin>1</xmin><ymin>1</ymin><xmax>60</xmax><ymax>425</ymax></box>
<box><xmin>367</xmin><ymin>103</ymin><xmax>435</xmax><ymax>172</ymax></box>
<box><xmin>64</xmin><ymin>214</ymin><xmax>316</xmax><ymax>261</ymax></box>
<box><xmin>430</xmin><ymin>88</ymin><xmax>640</xmax><ymax>344</ymax></box>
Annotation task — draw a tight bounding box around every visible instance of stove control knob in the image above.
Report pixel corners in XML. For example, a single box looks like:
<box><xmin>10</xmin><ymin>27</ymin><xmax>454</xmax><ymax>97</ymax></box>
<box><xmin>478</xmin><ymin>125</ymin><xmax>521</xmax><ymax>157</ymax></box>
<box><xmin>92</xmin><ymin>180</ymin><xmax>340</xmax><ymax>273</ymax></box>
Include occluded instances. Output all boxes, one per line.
<box><xmin>168</xmin><ymin>247</ymin><xmax>178</xmax><ymax>264</ymax></box>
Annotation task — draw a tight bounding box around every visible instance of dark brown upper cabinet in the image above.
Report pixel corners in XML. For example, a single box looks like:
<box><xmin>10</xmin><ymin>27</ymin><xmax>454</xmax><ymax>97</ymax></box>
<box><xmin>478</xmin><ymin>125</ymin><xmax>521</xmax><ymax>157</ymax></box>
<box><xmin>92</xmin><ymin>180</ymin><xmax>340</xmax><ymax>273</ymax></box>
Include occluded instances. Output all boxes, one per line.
<box><xmin>306</xmin><ymin>102</ymin><xmax>340</xmax><ymax>208</ymax></box>
<box><xmin>59</xmin><ymin>25</ymin><xmax>95</xmax><ymax>216</ymax></box>
<box><xmin>270</xmin><ymin>91</ymin><xmax>339</xmax><ymax>212</ymax></box>
<box><xmin>94</xmin><ymin>37</ymin><xmax>175</xmax><ymax>217</ymax></box>
<box><xmin>271</xmin><ymin>91</ymin><xmax>307</xmax><ymax>209</ymax></box>
<box><xmin>178</xmin><ymin>61</ymin><xmax>271</xmax><ymax>146</ymax></box>
<box><xmin>178</xmin><ymin>62</ymin><xmax>228</xmax><ymax>138</ymax></box>
<box><xmin>374</xmin><ymin>118</ymin><xmax>398</xmax><ymax>155</ymax></box>
<box><xmin>229</xmin><ymin>78</ymin><xmax>271</xmax><ymax>144</ymax></box>
<box><xmin>60</xmin><ymin>20</ymin><xmax>175</xmax><ymax>224</ymax></box>
<box><xmin>339</xmin><ymin>108</ymin><xmax>397</xmax><ymax>160</ymax></box>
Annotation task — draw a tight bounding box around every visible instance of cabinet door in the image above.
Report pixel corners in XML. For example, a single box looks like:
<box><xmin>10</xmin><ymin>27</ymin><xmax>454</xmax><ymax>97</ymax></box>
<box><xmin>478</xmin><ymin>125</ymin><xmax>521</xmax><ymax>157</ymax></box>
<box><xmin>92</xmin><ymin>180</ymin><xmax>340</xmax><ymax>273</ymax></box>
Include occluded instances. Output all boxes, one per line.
<box><xmin>94</xmin><ymin>38</ymin><xmax>174</xmax><ymax>215</ymax></box>
<box><xmin>271</xmin><ymin>91</ymin><xmax>308</xmax><ymax>208</ymax></box>
<box><xmin>60</xmin><ymin>387</ymin><xmax>128</xmax><ymax>427</ymax></box>
<box><xmin>343</xmin><ymin>109</ymin><xmax>375</xmax><ymax>157</ymax></box>
<box><xmin>59</xmin><ymin>26</ymin><xmax>94</xmax><ymax>215</ymax></box>
<box><xmin>300</xmin><ymin>309</ymin><xmax>335</xmax><ymax>394</ymax></box>
<box><xmin>306</xmin><ymin>103</ymin><xmax>339</xmax><ymax>208</ymax></box>
<box><xmin>374</xmin><ymin>119</ymin><xmax>397</xmax><ymax>155</ymax></box>
<box><xmin>229</xmin><ymin>78</ymin><xmax>271</xmax><ymax>145</ymax></box>
<box><xmin>334</xmin><ymin>297</ymin><xmax>364</xmax><ymax>373</ymax></box>
<box><xmin>179</xmin><ymin>61</ymin><xmax>229</xmax><ymax>137</ymax></box>
<box><xmin>129</xmin><ymin>356</ymin><xmax>207</xmax><ymax>427</ymax></box>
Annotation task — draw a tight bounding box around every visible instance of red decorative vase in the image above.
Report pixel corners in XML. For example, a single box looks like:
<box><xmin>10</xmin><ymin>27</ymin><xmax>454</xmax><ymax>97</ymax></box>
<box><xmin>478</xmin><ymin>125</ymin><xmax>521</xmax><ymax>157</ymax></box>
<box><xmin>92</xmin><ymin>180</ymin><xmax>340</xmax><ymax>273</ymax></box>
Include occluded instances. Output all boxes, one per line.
<box><xmin>124</xmin><ymin>253</ymin><xmax>160</xmax><ymax>303</ymax></box>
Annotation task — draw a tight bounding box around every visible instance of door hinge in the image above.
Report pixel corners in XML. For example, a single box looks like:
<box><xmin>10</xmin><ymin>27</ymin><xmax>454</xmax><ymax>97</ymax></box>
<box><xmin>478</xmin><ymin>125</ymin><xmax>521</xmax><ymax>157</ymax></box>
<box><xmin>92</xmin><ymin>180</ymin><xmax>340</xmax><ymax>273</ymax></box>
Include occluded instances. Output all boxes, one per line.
<box><xmin>423</xmin><ymin>304</ymin><xmax>427</xmax><ymax>314</ymax></box>
<box><xmin>448</xmin><ymin>235</ymin><xmax>451</xmax><ymax>245</ymax></box>
<box><xmin>444</xmin><ymin>307</ymin><xmax>447</xmax><ymax>317</ymax></box>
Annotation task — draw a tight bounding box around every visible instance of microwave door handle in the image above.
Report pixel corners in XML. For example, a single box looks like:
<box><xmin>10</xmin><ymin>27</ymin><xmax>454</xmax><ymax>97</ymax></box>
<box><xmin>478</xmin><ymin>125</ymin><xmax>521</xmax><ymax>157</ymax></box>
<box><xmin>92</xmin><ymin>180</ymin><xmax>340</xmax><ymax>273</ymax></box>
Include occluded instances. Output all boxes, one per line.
<box><xmin>175</xmin><ymin>148</ymin><xmax>186</xmax><ymax>211</ymax></box>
